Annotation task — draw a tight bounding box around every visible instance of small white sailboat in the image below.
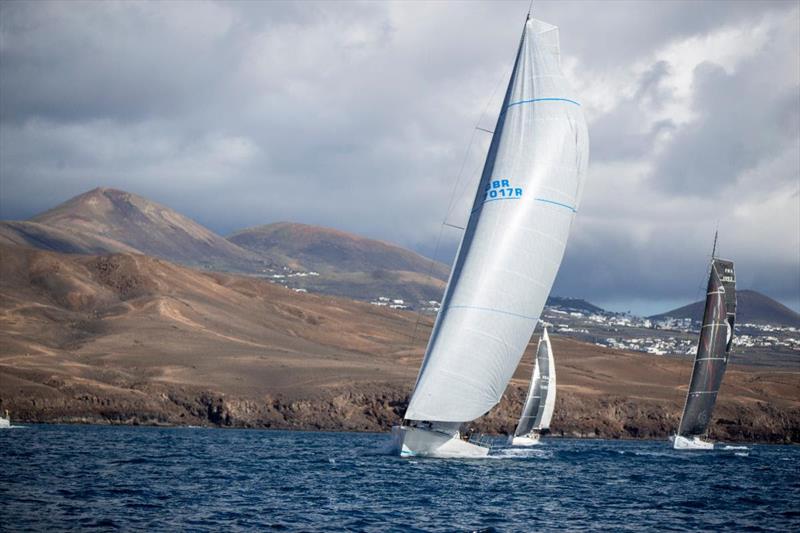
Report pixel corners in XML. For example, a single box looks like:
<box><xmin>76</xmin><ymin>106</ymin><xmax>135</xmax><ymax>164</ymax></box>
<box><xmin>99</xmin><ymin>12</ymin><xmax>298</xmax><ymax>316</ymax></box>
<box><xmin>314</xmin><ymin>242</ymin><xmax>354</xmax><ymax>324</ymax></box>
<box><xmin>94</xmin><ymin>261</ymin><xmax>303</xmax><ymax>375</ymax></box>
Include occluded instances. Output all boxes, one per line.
<box><xmin>672</xmin><ymin>245</ymin><xmax>736</xmax><ymax>451</ymax></box>
<box><xmin>392</xmin><ymin>14</ymin><xmax>589</xmax><ymax>459</ymax></box>
<box><xmin>510</xmin><ymin>327</ymin><xmax>556</xmax><ymax>446</ymax></box>
<box><xmin>0</xmin><ymin>409</ymin><xmax>11</xmax><ymax>428</ymax></box>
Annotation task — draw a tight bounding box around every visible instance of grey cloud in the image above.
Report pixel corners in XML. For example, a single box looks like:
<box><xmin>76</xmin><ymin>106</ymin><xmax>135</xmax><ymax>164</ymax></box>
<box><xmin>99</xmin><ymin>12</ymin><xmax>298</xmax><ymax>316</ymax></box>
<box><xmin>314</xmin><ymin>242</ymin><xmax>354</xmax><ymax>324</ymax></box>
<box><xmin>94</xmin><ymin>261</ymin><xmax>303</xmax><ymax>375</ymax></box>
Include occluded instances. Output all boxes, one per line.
<box><xmin>589</xmin><ymin>60</ymin><xmax>677</xmax><ymax>161</ymax></box>
<box><xmin>1</xmin><ymin>0</ymin><xmax>798</xmax><ymax>314</ymax></box>
<box><xmin>650</xmin><ymin>57</ymin><xmax>799</xmax><ymax>195</ymax></box>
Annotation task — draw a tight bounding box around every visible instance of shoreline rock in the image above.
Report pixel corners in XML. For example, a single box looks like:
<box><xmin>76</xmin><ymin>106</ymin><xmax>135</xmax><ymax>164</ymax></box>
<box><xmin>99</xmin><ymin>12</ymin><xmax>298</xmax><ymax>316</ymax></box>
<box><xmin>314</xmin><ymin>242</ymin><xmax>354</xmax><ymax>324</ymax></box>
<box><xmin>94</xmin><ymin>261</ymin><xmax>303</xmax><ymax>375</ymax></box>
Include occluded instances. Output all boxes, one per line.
<box><xmin>3</xmin><ymin>384</ymin><xmax>797</xmax><ymax>444</ymax></box>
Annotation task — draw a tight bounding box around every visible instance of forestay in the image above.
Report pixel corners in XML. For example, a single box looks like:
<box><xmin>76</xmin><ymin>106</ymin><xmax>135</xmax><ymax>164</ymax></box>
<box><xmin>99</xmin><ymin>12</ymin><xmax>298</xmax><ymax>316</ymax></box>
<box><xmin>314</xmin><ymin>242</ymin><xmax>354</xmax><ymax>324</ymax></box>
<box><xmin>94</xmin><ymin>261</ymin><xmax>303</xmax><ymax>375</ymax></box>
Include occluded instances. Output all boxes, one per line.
<box><xmin>678</xmin><ymin>259</ymin><xmax>736</xmax><ymax>437</ymax></box>
<box><xmin>405</xmin><ymin>17</ymin><xmax>589</xmax><ymax>423</ymax></box>
<box><xmin>514</xmin><ymin>327</ymin><xmax>556</xmax><ymax>437</ymax></box>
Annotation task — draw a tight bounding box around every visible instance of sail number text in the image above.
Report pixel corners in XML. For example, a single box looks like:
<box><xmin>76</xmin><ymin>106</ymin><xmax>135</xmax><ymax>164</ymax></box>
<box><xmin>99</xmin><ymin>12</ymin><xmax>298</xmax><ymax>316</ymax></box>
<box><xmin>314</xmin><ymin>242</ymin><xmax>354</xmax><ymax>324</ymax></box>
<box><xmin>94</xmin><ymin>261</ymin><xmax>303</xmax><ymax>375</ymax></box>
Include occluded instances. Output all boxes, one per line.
<box><xmin>484</xmin><ymin>179</ymin><xmax>523</xmax><ymax>201</ymax></box>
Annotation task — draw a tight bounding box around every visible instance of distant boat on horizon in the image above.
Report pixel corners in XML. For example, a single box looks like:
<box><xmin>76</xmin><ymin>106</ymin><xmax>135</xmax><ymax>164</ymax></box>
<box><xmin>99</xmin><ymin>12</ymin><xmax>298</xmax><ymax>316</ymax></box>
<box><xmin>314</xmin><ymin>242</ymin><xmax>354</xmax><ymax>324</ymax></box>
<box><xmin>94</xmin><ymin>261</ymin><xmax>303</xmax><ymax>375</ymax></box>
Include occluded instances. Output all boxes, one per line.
<box><xmin>672</xmin><ymin>249</ymin><xmax>736</xmax><ymax>451</ymax></box>
<box><xmin>509</xmin><ymin>327</ymin><xmax>556</xmax><ymax>446</ymax></box>
<box><xmin>391</xmin><ymin>14</ymin><xmax>589</xmax><ymax>459</ymax></box>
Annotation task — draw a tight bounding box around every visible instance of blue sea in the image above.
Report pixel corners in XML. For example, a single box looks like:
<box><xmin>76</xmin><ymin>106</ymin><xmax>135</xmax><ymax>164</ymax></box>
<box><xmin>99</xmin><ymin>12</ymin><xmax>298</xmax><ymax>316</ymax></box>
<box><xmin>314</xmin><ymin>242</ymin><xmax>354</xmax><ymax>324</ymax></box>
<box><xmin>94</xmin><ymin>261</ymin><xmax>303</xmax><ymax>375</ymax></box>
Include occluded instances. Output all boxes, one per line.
<box><xmin>1</xmin><ymin>425</ymin><xmax>798</xmax><ymax>531</ymax></box>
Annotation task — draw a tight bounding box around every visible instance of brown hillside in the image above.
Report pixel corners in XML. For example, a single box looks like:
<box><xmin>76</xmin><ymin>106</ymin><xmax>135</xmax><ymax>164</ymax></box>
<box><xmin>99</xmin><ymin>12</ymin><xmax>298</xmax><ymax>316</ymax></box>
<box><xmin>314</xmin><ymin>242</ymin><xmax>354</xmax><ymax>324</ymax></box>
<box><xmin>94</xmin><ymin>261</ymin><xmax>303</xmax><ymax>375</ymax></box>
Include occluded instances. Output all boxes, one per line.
<box><xmin>229</xmin><ymin>221</ymin><xmax>448</xmax><ymax>303</ymax></box>
<box><xmin>0</xmin><ymin>243</ymin><xmax>797</xmax><ymax>442</ymax></box>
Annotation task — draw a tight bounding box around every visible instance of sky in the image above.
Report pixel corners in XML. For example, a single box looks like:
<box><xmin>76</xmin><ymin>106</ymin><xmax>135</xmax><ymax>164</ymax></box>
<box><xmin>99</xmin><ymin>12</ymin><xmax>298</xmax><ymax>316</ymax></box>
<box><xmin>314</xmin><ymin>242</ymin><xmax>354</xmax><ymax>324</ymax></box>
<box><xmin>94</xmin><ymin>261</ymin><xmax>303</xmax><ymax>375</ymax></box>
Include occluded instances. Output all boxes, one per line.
<box><xmin>1</xmin><ymin>0</ymin><xmax>798</xmax><ymax>315</ymax></box>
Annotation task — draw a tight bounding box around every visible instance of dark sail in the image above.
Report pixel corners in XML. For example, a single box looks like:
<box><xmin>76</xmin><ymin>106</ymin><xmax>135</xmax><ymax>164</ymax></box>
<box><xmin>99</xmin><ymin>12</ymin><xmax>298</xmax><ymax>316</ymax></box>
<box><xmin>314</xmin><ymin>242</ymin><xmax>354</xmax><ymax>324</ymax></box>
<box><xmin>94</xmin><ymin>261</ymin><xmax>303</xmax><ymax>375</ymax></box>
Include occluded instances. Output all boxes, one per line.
<box><xmin>677</xmin><ymin>259</ymin><xmax>736</xmax><ymax>437</ymax></box>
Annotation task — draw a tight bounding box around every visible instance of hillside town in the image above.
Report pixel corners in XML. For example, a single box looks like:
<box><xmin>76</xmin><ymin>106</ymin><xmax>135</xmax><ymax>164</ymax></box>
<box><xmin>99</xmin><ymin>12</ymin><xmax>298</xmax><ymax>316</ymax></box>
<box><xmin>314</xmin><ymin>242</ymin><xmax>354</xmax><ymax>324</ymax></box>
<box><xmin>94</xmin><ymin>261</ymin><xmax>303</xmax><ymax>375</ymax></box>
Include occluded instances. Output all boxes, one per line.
<box><xmin>256</xmin><ymin>266</ymin><xmax>798</xmax><ymax>363</ymax></box>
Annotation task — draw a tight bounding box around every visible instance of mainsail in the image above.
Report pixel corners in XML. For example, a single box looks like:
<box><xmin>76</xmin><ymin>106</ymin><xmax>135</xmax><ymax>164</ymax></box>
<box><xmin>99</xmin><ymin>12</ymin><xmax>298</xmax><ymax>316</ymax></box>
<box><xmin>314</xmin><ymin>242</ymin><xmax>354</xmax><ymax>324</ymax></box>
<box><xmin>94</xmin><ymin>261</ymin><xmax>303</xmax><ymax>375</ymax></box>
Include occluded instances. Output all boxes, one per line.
<box><xmin>404</xmin><ymin>17</ymin><xmax>589</xmax><ymax>424</ymax></box>
<box><xmin>677</xmin><ymin>259</ymin><xmax>736</xmax><ymax>438</ymax></box>
<box><xmin>514</xmin><ymin>327</ymin><xmax>556</xmax><ymax>437</ymax></box>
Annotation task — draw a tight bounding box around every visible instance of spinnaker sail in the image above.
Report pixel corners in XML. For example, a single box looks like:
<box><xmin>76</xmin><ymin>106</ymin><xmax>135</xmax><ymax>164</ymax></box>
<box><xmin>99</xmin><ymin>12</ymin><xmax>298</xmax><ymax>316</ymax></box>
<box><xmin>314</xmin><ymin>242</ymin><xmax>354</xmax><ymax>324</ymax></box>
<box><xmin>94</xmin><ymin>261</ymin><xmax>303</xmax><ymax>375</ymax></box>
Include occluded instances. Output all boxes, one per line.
<box><xmin>403</xmin><ymin>16</ymin><xmax>589</xmax><ymax>428</ymax></box>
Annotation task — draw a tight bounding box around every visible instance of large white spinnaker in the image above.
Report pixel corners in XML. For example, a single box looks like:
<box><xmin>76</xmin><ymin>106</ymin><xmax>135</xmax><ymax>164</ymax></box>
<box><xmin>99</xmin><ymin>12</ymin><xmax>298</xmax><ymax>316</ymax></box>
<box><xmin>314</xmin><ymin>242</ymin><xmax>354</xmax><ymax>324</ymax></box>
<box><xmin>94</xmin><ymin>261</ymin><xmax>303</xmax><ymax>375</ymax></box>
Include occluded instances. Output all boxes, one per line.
<box><xmin>404</xmin><ymin>17</ymin><xmax>589</xmax><ymax>428</ymax></box>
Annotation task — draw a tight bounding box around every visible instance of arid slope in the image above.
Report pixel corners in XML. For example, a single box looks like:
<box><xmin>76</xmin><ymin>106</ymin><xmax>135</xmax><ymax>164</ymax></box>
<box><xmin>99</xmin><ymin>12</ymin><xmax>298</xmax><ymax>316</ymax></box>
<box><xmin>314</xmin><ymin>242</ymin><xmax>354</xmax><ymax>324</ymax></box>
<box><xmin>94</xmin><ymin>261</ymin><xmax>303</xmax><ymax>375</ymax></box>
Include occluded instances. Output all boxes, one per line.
<box><xmin>229</xmin><ymin>221</ymin><xmax>448</xmax><ymax>303</ymax></box>
<box><xmin>0</xmin><ymin>244</ymin><xmax>797</xmax><ymax>442</ymax></box>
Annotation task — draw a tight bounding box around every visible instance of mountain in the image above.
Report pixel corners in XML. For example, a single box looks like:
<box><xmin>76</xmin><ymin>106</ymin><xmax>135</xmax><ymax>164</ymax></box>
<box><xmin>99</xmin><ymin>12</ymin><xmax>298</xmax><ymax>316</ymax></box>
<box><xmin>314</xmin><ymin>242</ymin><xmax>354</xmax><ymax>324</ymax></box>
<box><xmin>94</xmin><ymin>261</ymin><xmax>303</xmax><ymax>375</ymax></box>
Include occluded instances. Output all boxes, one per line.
<box><xmin>229</xmin><ymin>222</ymin><xmax>449</xmax><ymax>303</ymax></box>
<box><xmin>650</xmin><ymin>289</ymin><xmax>799</xmax><ymax>326</ymax></box>
<box><xmin>1</xmin><ymin>243</ymin><xmax>797</xmax><ymax>442</ymax></box>
<box><xmin>3</xmin><ymin>189</ymin><xmax>448</xmax><ymax>304</ymax></box>
<box><xmin>1</xmin><ymin>187</ymin><xmax>264</xmax><ymax>272</ymax></box>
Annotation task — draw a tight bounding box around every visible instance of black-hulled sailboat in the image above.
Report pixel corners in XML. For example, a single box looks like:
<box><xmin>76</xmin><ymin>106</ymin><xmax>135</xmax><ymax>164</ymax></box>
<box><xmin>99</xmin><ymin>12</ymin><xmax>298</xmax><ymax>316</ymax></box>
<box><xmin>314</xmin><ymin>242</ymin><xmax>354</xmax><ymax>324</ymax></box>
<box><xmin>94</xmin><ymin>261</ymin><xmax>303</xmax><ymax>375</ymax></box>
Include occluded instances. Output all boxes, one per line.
<box><xmin>672</xmin><ymin>246</ymin><xmax>736</xmax><ymax>450</ymax></box>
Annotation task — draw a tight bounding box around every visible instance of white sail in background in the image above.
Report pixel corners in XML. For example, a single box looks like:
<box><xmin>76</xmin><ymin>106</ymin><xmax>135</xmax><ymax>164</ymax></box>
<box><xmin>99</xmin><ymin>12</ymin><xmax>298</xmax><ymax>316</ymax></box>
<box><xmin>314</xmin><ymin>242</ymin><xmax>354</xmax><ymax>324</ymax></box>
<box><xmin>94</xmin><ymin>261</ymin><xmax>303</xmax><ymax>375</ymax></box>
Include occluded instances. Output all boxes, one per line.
<box><xmin>513</xmin><ymin>327</ymin><xmax>556</xmax><ymax>438</ymax></box>
<box><xmin>538</xmin><ymin>328</ymin><xmax>557</xmax><ymax>430</ymax></box>
<box><xmin>405</xmin><ymin>17</ymin><xmax>589</xmax><ymax>424</ymax></box>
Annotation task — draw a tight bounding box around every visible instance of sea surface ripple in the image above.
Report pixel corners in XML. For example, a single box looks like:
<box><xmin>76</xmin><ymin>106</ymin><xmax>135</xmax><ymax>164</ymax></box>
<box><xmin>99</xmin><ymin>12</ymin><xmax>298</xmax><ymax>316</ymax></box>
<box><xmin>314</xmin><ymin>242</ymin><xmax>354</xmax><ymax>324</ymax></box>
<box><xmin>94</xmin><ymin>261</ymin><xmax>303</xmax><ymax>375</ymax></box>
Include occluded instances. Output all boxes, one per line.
<box><xmin>1</xmin><ymin>425</ymin><xmax>798</xmax><ymax>531</ymax></box>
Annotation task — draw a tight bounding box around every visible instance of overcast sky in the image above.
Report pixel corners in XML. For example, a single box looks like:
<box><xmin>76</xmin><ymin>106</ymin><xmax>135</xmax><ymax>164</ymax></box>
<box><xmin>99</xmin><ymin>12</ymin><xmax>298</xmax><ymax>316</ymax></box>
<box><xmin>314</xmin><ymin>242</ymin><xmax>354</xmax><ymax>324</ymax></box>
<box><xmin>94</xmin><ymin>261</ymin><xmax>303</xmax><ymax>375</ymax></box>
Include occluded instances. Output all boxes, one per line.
<box><xmin>1</xmin><ymin>0</ymin><xmax>798</xmax><ymax>314</ymax></box>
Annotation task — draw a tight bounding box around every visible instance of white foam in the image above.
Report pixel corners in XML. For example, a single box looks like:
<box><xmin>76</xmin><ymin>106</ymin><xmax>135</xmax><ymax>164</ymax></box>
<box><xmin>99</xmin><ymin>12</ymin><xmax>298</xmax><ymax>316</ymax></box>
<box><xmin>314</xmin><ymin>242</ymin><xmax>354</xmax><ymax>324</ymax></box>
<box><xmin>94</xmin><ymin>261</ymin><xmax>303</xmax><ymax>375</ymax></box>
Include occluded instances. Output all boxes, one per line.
<box><xmin>488</xmin><ymin>446</ymin><xmax>552</xmax><ymax>460</ymax></box>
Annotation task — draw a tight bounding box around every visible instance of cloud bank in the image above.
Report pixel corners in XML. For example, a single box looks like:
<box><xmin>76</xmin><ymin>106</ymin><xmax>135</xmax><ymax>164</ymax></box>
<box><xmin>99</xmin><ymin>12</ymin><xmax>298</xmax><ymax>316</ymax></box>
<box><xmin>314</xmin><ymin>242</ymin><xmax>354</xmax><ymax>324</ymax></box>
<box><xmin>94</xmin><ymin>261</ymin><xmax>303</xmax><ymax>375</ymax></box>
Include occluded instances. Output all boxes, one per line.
<box><xmin>1</xmin><ymin>0</ymin><xmax>798</xmax><ymax>314</ymax></box>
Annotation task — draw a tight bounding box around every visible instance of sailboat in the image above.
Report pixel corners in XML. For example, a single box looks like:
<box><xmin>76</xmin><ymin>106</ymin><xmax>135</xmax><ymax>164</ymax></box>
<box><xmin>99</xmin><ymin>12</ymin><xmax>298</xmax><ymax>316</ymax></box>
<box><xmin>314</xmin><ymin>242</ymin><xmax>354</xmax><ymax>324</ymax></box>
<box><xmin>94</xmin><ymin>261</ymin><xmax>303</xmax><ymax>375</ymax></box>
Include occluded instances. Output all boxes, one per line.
<box><xmin>510</xmin><ymin>327</ymin><xmax>556</xmax><ymax>446</ymax></box>
<box><xmin>0</xmin><ymin>409</ymin><xmax>10</xmax><ymax>429</ymax></box>
<box><xmin>672</xmin><ymin>250</ymin><xmax>736</xmax><ymax>451</ymax></box>
<box><xmin>392</xmin><ymin>15</ymin><xmax>589</xmax><ymax>458</ymax></box>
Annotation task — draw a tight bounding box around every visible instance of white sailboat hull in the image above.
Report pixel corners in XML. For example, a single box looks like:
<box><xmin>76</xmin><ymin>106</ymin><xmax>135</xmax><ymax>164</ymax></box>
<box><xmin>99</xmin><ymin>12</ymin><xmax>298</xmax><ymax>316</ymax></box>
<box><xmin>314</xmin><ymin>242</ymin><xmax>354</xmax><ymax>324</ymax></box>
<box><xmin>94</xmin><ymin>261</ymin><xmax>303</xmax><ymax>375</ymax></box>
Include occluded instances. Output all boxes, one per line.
<box><xmin>0</xmin><ymin>417</ymin><xmax>10</xmax><ymax>429</ymax></box>
<box><xmin>391</xmin><ymin>426</ymin><xmax>490</xmax><ymax>458</ymax></box>
<box><xmin>671</xmin><ymin>435</ymin><xmax>714</xmax><ymax>450</ymax></box>
<box><xmin>509</xmin><ymin>433</ymin><xmax>541</xmax><ymax>446</ymax></box>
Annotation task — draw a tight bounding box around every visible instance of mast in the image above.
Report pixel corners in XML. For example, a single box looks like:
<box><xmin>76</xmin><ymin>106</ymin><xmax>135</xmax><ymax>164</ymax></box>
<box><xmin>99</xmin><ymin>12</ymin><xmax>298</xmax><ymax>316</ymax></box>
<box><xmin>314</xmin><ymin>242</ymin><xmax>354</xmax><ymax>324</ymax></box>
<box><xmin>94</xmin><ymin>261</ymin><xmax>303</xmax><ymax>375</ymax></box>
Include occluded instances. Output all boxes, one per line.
<box><xmin>711</xmin><ymin>229</ymin><xmax>718</xmax><ymax>259</ymax></box>
<box><xmin>403</xmin><ymin>16</ymin><xmax>589</xmax><ymax>425</ymax></box>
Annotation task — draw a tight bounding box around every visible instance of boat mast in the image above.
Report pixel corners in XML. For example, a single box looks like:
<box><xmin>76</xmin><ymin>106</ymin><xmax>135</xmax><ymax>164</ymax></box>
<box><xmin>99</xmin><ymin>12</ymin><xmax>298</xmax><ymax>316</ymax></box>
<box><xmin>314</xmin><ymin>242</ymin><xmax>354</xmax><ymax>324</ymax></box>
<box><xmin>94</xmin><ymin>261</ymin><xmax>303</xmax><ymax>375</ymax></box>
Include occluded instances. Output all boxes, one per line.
<box><xmin>711</xmin><ymin>228</ymin><xmax>718</xmax><ymax>260</ymax></box>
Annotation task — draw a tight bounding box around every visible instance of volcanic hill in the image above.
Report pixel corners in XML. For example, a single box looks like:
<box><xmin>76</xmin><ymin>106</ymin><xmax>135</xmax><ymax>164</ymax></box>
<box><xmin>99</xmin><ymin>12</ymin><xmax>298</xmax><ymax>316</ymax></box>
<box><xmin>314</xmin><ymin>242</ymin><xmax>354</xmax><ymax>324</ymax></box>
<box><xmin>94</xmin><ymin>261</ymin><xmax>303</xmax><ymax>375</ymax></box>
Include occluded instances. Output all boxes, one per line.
<box><xmin>650</xmin><ymin>289</ymin><xmax>799</xmax><ymax>327</ymax></box>
<box><xmin>2</xmin><ymin>188</ymin><xmax>448</xmax><ymax>305</ymax></box>
<box><xmin>0</xmin><ymin>187</ymin><xmax>264</xmax><ymax>272</ymax></box>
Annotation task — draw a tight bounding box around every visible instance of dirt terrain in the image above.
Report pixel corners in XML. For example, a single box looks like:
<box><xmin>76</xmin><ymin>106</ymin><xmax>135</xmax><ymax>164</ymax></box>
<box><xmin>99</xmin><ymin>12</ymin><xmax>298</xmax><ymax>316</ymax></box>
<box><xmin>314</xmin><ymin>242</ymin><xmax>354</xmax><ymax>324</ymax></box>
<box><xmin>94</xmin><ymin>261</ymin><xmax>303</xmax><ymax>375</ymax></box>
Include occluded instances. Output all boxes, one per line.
<box><xmin>1</xmin><ymin>243</ymin><xmax>798</xmax><ymax>442</ymax></box>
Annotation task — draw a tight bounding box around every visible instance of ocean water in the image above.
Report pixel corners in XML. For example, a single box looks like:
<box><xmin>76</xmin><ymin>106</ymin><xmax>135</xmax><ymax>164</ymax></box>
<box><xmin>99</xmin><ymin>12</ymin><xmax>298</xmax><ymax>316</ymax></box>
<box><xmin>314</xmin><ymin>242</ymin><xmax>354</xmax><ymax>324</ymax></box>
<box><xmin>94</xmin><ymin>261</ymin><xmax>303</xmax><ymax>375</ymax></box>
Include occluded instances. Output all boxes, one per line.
<box><xmin>1</xmin><ymin>425</ymin><xmax>798</xmax><ymax>532</ymax></box>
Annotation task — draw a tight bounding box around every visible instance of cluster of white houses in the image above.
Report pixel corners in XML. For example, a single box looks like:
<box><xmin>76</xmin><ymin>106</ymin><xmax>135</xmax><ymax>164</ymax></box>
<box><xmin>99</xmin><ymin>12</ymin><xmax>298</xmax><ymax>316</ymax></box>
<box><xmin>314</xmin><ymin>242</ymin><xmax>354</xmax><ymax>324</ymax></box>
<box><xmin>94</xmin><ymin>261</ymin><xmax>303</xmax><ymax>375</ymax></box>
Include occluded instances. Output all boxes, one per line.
<box><xmin>599</xmin><ymin>336</ymin><xmax>698</xmax><ymax>356</ymax></box>
<box><xmin>369</xmin><ymin>296</ymin><xmax>410</xmax><ymax>310</ymax></box>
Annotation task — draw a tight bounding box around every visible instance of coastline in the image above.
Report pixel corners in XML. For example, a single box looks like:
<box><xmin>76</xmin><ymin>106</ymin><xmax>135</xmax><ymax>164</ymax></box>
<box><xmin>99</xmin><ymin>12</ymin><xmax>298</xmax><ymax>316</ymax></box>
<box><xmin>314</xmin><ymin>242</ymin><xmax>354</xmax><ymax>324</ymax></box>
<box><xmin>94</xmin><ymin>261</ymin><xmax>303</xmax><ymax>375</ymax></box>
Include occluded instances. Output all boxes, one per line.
<box><xmin>4</xmin><ymin>383</ymin><xmax>797</xmax><ymax>444</ymax></box>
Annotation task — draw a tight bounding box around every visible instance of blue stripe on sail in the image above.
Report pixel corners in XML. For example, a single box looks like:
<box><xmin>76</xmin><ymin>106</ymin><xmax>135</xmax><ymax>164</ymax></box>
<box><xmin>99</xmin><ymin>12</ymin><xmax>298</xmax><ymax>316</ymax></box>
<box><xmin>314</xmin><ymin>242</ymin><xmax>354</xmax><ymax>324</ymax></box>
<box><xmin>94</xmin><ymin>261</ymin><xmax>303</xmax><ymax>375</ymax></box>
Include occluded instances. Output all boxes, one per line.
<box><xmin>506</xmin><ymin>97</ymin><xmax>581</xmax><ymax>108</ymax></box>
<box><xmin>534</xmin><ymin>198</ymin><xmax>577</xmax><ymax>212</ymax></box>
<box><xmin>447</xmin><ymin>305</ymin><xmax>538</xmax><ymax>321</ymax></box>
<box><xmin>473</xmin><ymin>197</ymin><xmax>576</xmax><ymax>213</ymax></box>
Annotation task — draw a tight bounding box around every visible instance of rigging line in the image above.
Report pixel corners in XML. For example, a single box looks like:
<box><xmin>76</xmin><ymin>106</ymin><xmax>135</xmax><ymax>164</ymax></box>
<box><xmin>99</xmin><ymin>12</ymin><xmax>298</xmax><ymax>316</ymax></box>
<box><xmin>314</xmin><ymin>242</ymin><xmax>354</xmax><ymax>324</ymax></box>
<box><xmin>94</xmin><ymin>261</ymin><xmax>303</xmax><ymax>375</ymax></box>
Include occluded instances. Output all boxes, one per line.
<box><xmin>406</xmin><ymin>63</ymin><xmax>511</xmax><ymax>354</ymax></box>
<box><xmin>443</xmin><ymin>69</ymin><xmax>509</xmax><ymax>226</ymax></box>
<box><xmin>476</xmin><ymin>126</ymin><xmax>494</xmax><ymax>134</ymax></box>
